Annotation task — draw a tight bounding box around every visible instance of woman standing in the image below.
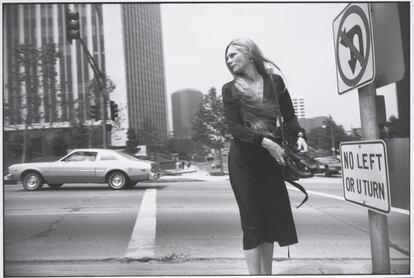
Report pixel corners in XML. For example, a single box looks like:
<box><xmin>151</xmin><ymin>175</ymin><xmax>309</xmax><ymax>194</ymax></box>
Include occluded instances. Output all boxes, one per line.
<box><xmin>222</xmin><ymin>38</ymin><xmax>307</xmax><ymax>275</ymax></box>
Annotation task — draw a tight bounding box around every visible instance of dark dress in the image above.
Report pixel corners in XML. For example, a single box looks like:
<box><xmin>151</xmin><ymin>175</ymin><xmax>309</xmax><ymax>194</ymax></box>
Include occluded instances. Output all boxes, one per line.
<box><xmin>222</xmin><ymin>74</ymin><xmax>302</xmax><ymax>250</ymax></box>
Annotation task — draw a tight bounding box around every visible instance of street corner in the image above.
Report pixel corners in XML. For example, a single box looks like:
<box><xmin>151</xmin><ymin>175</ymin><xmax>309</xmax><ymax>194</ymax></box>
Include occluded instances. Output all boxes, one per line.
<box><xmin>158</xmin><ymin>167</ymin><xmax>229</xmax><ymax>182</ymax></box>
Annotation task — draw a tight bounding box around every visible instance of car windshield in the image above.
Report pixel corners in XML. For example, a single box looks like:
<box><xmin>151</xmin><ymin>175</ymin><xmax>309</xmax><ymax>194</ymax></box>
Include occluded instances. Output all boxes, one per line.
<box><xmin>117</xmin><ymin>151</ymin><xmax>142</xmax><ymax>161</ymax></box>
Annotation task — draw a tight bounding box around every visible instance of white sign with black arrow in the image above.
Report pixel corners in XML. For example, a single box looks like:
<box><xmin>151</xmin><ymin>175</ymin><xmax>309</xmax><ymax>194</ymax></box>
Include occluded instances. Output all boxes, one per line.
<box><xmin>333</xmin><ymin>3</ymin><xmax>375</xmax><ymax>94</ymax></box>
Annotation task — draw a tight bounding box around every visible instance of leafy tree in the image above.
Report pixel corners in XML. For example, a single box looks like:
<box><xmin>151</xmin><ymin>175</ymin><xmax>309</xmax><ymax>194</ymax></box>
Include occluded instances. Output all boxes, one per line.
<box><xmin>163</xmin><ymin>137</ymin><xmax>196</xmax><ymax>160</ymax></box>
<box><xmin>192</xmin><ymin>87</ymin><xmax>230</xmax><ymax>171</ymax></box>
<box><xmin>4</xmin><ymin>43</ymin><xmax>62</xmax><ymax>162</ymax></box>
<box><xmin>385</xmin><ymin>115</ymin><xmax>401</xmax><ymax>138</ymax></box>
<box><xmin>137</xmin><ymin>118</ymin><xmax>159</xmax><ymax>146</ymax></box>
<box><xmin>85</xmin><ymin>75</ymin><xmax>116</xmax><ymax>122</ymax></box>
<box><xmin>125</xmin><ymin>128</ymin><xmax>140</xmax><ymax>154</ymax></box>
<box><xmin>64</xmin><ymin>75</ymin><xmax>118</xmax><ymax>149</ymax></box>
<box><xmin>51</xmin><ymin>133</ymin><xmax>68</xmax><ymax>156</ymax></box>
<box><xmin>307</xmin><ymin>116</ymin><xmax>350</xmax><ymax>154</ymax></box>
<box><xmin>67</xmin><ymin>122</ymin><xmax>90</xmax><ymax>149</ymax></box>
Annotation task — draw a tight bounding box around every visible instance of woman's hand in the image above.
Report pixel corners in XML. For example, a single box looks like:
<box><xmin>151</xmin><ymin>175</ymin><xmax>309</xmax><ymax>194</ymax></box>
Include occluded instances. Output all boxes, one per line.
<box><xmin>261</xmin><ymin>138</ymin><xmax>286</xmax><ymax>165</ymax></box>
<box><xmin>297</xmin><ymin>136</ymin><xmax>308</xmax><ymax>152</ymax></box>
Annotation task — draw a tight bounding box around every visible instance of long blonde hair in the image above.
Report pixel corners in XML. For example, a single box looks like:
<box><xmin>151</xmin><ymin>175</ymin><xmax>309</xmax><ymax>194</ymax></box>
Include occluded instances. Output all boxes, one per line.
<box><xmin>224</xmin><ymin>38</ymin><xmax>286</xmax><ymax>136</ymax></box>
<box><xmin>225</xmin><ymin>38</ymin><xmax>285</xmax><ymax>95</ymax></box>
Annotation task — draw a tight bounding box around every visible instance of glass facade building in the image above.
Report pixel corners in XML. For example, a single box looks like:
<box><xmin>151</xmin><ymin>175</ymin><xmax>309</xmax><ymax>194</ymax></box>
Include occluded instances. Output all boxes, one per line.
<box><xmin>4</xmin><ymin>3</ymin><xmax>168</xmax><ymax>146</ymax></box>
<box><xmin>4</xmin><ymin>4</ymin><xmax>105</xmax><ymax>127</ymax></box>
<box><xmin>120</xmin><ymin>4</ymin><xmax>167</xmax><ymax>143</ymax></box>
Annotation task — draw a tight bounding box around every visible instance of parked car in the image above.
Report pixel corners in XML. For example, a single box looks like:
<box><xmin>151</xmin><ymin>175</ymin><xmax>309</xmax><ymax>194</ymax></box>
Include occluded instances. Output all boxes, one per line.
<box><xmin>5</xmin><ymin>149</ymin><xmax>161</xmax><ymax>191</ymax></box>
<box><xmin>314</xmin><ymin>156</ymin><xmax>342</xmax><ymax>177</ymax></box>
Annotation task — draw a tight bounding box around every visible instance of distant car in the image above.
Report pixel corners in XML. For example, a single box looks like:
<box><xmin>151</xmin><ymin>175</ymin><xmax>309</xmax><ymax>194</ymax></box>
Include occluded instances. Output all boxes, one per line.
<box><xmin>314</xmin><ymin>156</ymin><xmax>342</xmax><ymax>177</ymax></box>
<box><xmin>5</xmin><ymin>149</ymin><xmax>161</xmax><ymax>191</ymax></box>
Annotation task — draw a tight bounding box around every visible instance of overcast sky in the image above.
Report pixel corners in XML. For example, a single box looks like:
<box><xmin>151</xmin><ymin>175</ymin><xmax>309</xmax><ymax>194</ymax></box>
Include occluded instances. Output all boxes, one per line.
<box><xmin>160</xmin><ymin>3</ymin><xmax>398</xmax><ymax>132</ymax></box>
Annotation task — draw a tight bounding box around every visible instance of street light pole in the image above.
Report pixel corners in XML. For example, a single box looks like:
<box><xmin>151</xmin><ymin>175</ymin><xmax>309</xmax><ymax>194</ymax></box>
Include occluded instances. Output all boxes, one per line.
<box><xmin>330</xmin><ymin>127</ymin><xmax>335</xmax><ymax>157</ymax></box>
<box><xmin>322</xmin><ymin>124</ymin><xmax>336</xmax><ymax>156</ymax></box>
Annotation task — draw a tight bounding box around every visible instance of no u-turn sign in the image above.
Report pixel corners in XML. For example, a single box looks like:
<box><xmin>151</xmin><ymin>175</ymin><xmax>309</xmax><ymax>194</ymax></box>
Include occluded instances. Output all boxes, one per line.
<box><xmin>333</xmin><ymin>3</ymin><xmax>375</xmax><ymax>94</ymax></box>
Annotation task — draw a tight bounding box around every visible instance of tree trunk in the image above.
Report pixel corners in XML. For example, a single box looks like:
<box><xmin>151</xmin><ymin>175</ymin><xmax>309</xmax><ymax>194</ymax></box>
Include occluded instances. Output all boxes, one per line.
<box><xmin>88</xmin><ymin>128</ymin><xmax>92</xmax><ymax>148</ymax></box>
<box><xmin>218</xmin><ymin>148</ymin><xmax>224</xmax><ymax>173</ymax></box>
<box><xmin>22</xmin><ymin>122</ymin><xmax>28</xmax><ymax>163</ymax></box>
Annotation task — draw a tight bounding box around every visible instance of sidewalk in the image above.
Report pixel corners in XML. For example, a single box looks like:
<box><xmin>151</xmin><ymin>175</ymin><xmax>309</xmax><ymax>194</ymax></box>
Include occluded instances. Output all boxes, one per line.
<box><xmin>157</xmin><ymin>167</ymin><xmax>342</xmax><ymax>184</ymax></box>
<box><xmin>159</xmin><ymin>165</ymin><xmax>229</xmax><ymax>182</ymax></box>
<box><xmin>7</xmin><ymin>257</ymin><xmax>409</xmax><ymax>276</ymax></box>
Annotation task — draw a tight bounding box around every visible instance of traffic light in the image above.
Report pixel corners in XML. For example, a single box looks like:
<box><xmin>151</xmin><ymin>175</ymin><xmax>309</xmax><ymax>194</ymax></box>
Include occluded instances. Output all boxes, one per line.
<box><xmin>65</xmin><ymin>9</ymin><xmax>80</xmax><ymax>43</ymax></box>
<box><xmin>110</xmin><ymin>101</ymin><xmax>119</xmax><ymax>121</ymax></box>
<box><xmin>90</xmin><ymin>104</ymin><xmax>100</xmax><ymax>121</ymax></box>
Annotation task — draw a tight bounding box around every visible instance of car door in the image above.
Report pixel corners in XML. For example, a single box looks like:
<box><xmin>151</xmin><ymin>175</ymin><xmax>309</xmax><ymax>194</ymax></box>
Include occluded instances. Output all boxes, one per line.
<box><xmin>48</xmin><ymin>151</ymin><xmax>97</xmax><ymax>183</ymax></box>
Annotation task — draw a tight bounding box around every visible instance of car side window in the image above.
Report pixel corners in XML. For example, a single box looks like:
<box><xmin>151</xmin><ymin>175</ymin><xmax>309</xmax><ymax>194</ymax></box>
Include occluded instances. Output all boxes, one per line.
<box><xmin>100</xmin><ymin>154</ymin><xmax>118</xmax><ymax>161</ymax></box>
<box><xmin>64</xmin><ymin>152</ymin><xmax>98</xmax><ymax>162</ymax></box>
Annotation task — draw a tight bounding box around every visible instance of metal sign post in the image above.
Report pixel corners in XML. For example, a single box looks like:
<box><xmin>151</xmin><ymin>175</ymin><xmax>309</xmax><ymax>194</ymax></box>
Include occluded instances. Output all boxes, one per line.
<box><xmin>358</xmin><ymin>84</ymin><xmax>390</xmax><ymax>273</ymax></box>
<box><xmin>333</xmin><ymin>3</ymin><xmax>399</xmax><ymax>274</ymax></box>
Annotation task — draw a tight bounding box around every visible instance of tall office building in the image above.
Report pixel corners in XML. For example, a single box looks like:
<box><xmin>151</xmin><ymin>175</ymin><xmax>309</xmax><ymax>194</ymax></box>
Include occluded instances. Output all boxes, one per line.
<box><xmin>103</xmin><ymin>4</ymin><xmax>167</xmax><ymax>145</ymax></box>
<box><xmin>291</xmin><ymin>95</ymin><xmax>306</xmax><ymax>119</ymax></box>
<box><xmin>4</xmin><ymin>4</ymin><xmax>106</xmax><ymax>128</ymax></box>
<box><xmin>4</xmin><ymin>3</ymin><xmax>168</xmax><ymax>148</ymax></box>
<box><xmin>171</xmin><ymin>89</ymin><xmax>203</xmax><ymax>138</ymax></box>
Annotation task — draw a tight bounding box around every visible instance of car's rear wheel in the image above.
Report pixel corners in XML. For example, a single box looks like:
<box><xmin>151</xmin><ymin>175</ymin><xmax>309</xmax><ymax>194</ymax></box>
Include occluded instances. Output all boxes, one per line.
<box><xmin>48</xmin><ymin>184</ymin><xmax>63</xmax><ymax>189</ymax></box>
<box><xmin>22</xmin><ymin>172</ymin><xmax>44</xmax><ymax>191</ymax></box>
<box><xmin>107</xmin><ymin>171</ymin><xmax>129</xmax><ymax>190</ymax></box>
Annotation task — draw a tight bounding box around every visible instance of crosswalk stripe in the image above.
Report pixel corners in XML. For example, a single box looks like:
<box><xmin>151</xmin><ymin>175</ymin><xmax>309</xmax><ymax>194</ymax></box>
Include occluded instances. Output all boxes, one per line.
<box><xmin>124</xmin><ymin>189</ymin><xmax>157</xmax><ymax>259</ymax></box>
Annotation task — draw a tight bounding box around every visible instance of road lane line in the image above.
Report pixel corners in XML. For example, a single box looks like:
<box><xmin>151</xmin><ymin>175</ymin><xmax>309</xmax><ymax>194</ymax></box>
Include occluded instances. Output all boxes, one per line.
<box><xmin>287</xmin><ymin>186</ymin><xmax>409</xmax><ymax>215</ymax></box>
<box><xmin>124</xmin><ymin>189</ymin><xmax>157</xmax><ymax>260</ymax></box>
<box><xmin>4</xmin><ymin>211</ymin><xmax>128</xmax><ymax>216</ymax></box>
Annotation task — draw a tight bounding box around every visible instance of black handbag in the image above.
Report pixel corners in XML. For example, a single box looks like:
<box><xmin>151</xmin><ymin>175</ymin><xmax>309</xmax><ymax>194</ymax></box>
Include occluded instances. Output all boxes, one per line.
<box><xmin>269</xmin><ymin>74</ymin><xmax>318</xmax><ymax>208</ymax></box>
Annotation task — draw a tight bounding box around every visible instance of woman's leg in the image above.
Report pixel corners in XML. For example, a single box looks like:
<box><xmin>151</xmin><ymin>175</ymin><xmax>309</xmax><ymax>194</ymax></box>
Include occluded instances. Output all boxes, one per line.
<box><xmin>244</xmin><ymin>246</ymin><xmax>261</xmax><ymax>274</ymax></box>
<box><xmin>260</xmin><ymin>242</ymin><xmax>274</xmax><ymax>274</ymax></box>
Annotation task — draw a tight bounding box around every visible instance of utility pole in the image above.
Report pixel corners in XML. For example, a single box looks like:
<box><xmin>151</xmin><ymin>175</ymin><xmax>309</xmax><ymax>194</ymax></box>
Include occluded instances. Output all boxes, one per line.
<box><xmin>330</xmin><ymin>126</ymin><xmax>335</xmax><ymax>156</ymax></box>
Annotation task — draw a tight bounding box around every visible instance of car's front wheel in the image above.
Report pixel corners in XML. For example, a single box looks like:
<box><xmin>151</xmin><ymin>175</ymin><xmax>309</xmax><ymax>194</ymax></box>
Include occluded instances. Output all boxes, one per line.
<box><xmin>107</xmin><ymin>171</ymin><xmax>129</xmax><ymax>190</ymax></box>
<box><xmin>22</xmin><ymin>172</ymin><xmax>44</xmax><ymax>191</ymax></box>
<box><xmin>48</xmin><ymin>184</ymin><xmax>63</xmax><ymax>189</ymax></box>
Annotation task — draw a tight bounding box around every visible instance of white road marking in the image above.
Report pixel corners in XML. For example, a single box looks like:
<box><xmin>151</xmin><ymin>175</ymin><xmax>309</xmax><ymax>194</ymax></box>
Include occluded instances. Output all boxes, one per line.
<box><xmin>287</xmin><ymin>186</ymin><xmax>410</xmax><ymax>215</ymax></box>
<box><xmin>124</xmin><ymin>188</ymin><xmax>157</xmax><ymax>259</ymax></box>
<box><xmin>4</xmin><ymin>211</ymin><xmax>124</xmax><ymax>216</ymax></box>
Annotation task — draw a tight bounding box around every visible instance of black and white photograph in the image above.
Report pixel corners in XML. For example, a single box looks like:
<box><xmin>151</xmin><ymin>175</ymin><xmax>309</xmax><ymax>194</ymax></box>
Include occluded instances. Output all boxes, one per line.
<box><xmin>2</xmin><ymin>1</ymin><xmax>411</xmax><ymax>277</ymax></box>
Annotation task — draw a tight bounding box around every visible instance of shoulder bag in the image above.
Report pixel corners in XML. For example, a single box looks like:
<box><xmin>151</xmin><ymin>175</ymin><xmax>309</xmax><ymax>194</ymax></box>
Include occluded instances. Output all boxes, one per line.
<box><xmin>269</xmin><ymin>74</ymin><xmax>319</xmax><ymax>208</ymax></box>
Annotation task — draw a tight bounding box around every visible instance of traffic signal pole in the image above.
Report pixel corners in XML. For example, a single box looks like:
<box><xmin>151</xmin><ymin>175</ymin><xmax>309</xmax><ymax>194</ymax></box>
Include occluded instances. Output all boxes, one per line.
<box><xmin>79</xmin><ymin>38</ymin><xmax>107</xmax><ymax>148</ymax></box>
<box><xmin>66</xmin><ymin>7</ymin><xmax>108</xmax><ymax>148</ymax></box>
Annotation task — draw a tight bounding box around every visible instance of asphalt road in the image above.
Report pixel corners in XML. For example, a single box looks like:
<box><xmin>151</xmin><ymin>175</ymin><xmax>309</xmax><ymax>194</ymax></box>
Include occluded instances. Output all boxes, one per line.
<box><xmin>3</xmin><ymin>177</ymin><xmax>410</xmax><ymax>276</ymax></box>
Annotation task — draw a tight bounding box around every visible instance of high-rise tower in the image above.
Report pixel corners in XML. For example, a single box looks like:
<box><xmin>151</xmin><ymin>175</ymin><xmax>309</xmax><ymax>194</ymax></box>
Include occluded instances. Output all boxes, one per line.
<box><xmin>103</xmin><ymin>4</ymin><xmax>168</xmax><ymax>145</ymax></box>
<box><xmin>171</xmin><ymin>89</ymin><xmax>203</xmax><ymax>138</ymax></box>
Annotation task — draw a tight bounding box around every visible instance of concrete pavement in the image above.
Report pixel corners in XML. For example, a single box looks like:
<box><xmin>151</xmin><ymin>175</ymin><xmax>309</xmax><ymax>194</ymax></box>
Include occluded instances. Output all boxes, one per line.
<box><xmin>5</xmin><ymin>256</ymin><xmax>409</xmax><ymax>276</ymax></box>
<box><xmin>155</xmin><ymin>168</ymin><xmax>410</xmax><ymax>275</ymax></box>
<box><xmin>4</xmin><ymin>170</ymin><xmax>410</xmax><ymax>276</ymax></box>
